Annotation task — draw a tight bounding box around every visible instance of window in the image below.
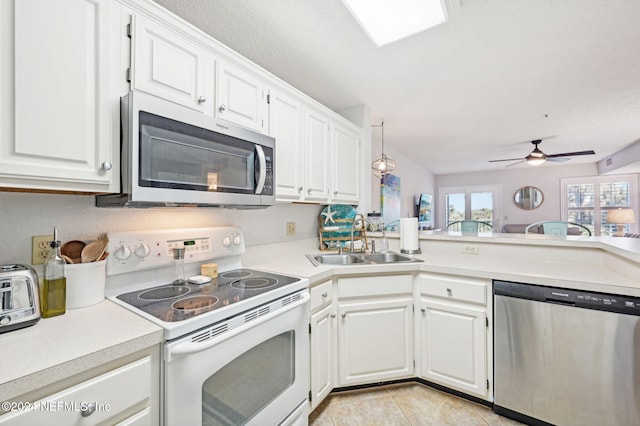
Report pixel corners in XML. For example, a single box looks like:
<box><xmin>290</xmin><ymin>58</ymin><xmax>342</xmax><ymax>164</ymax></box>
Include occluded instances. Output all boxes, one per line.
<box><xmin>561</xmin><ymin>175</ymin><xmax>638</xmax><ymax>236</ymax></box>
<box><xmin>439</xmin><ymin>185</ymin><xmax>502</xmax><ymax>230</ymax></box>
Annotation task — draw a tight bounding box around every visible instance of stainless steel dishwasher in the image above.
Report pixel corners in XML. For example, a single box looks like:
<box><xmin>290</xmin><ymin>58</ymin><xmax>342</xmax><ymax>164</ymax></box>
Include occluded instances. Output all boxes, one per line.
<box><xmin>494</xmin><ymin>280</ymin><xmax>640</xmax><ymax>426</ymax></box>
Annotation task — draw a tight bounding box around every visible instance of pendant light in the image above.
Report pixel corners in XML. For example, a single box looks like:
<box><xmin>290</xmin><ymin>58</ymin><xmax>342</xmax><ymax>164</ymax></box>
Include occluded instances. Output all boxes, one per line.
<box><xmin>371</xmin><ymin>121</ymin><xmax>395</xmax><ymax>179</ymax></box>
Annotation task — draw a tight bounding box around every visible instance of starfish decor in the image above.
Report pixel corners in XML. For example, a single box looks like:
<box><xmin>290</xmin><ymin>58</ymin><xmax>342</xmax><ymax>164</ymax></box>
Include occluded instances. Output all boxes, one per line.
<box><xmin>321</xmin><ymin>206</ymin><xmax>337</xmax><ymax>224</ymax></box>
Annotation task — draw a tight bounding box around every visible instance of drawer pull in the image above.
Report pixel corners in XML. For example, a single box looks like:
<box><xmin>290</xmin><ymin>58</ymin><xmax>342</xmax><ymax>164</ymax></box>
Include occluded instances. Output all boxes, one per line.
<box><xmin>341</xmin><ymin>313</ymin><xmax>346</xmax><ymax>319</ymax></box>
<box><xmin>330</xmin><ymin>313</ymin><xmax>336</xmax><ymax>318</ymax></box>
<box><xmin>446</xmin><ymin>288</ymin><xmax>453</xmax><ymax>295</ymax></box>
<box><xmin>81</xmin><ymin>402</ymin><xmax>97</xmax><ymax>417</ymax></box>
<box><xmin>421</xmin><ymin>308</ymin><xmax>426</xmax><ymax>313</ymax></box>
<box><xmin>322</xmin><ymin>292</ymin><xmax>328</xmax><ymax>298</ymax></box>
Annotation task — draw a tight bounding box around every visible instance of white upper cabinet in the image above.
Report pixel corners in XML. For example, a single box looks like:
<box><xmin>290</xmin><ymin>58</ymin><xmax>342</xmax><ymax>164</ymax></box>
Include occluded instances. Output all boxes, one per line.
<box><xmin>268</xmin><ymin>89</ymin><xmax>305</xmax><ymax>201</ymax></box>
<box><xmin>0</xmin><ymin>0</ymin><xmax>116</xmax><ymax>192</ymax></box>
<box><xmin>132</xmin><ymin>14</ymin><xmax>215</xmax><ymax>114</ymax></box>
<box><xmin>331</xmin><ymin>122</ymin><xmax>361</xmax><ymax>204</ymax></box>
<box><xmin>304</xmin><ymin>106</ymin><xmax>332</xmax><ymax>203</ymax></box>
<box><xmin>216</xmin><ymin>61</ymin><xmax>268</xmax><ymax>132</ymax></box>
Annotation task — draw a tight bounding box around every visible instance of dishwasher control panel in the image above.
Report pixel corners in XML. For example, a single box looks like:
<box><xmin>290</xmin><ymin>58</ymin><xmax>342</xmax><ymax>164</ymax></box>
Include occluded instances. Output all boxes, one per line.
<box><xmin>494</xmin><ymin>280</ymin><xmax>640</xmax><ymax>316</ymax></box>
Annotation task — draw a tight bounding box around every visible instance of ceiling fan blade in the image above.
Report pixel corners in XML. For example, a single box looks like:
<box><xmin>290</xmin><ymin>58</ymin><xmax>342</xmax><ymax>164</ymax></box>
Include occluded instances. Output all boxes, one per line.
<box><xmin>488</xmin><ymin>158</ymin><xmax>525</xmax><ymax>163</ymax></box>
<box><xmin>547</xmin><ymin>150</ymin><xmax>595</xmax><ymax>158</ymax></box>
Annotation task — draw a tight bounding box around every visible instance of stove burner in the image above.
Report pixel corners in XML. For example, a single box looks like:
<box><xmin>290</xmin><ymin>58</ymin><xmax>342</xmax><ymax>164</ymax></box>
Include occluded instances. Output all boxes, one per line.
<box><xmin>139</xmin><ymin>285</ymin><xmax>191</xmax><ymax>301</ymax></box>
<box><xmin>172</xmin><ymin>295</ymin><xmax>219</xmax><ymax>311</ymax></box>
<box><xmin>221</xmin><ymin>270</ymin><xmax>253</xmax><ymax>279</ymax></box>
<box><xmin>231</xmin><ymin>277</ymin><xmax>278</xmax><ymax>290</ymax></box>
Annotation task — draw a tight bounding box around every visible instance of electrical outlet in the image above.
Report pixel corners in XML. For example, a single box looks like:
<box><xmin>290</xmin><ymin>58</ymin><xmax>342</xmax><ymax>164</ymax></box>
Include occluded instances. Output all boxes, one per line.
<box><xmin>32</xmin><ymin>235</ymin><xmax>53</xmax><ymax>265</ymax></box>
<box><xmin>286</xmin><ymin>222</ymin><xmax>296</xmax><ymax>236</ymax></box>
<box><xmin>462</xmin><ymin>244</ymin><xmax>478</xmax><ymax>255</ymax></box>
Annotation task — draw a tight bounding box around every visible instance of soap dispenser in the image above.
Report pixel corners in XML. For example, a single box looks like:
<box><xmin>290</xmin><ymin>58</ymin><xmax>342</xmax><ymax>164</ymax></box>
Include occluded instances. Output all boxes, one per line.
<box><xmin>42</xmin><ymin>226</ymin><xmax>66</xmax><ymax>318</ymax></box>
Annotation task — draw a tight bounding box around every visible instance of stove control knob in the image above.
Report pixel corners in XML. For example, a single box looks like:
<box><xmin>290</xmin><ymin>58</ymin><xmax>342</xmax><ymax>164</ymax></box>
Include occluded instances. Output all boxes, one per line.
<box><xmin>114</xmin><ymin>244</ymin><xmax>131</xmax><ymax>261</ymax></box>
<box><xmin>134</xmin><ymin>243</ymin><xmax>150</xmax><ymax>259</ymax></box>
<box><xmin>233</xmin><ymin>234</ymin><xmax>242</xmax><ymax>246</ymax></box>
<box><xmin>222</xmin><ymin>236</ymin><xmax>231</xmax><ymax>247</ymax></box>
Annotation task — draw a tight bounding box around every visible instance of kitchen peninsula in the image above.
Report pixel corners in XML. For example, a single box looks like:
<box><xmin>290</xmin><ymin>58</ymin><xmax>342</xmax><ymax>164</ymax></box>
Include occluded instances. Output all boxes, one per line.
<box><xmin>1</xmin><ymin>232</ymin><xmax>639</xmax><ymax>424</ymax></box>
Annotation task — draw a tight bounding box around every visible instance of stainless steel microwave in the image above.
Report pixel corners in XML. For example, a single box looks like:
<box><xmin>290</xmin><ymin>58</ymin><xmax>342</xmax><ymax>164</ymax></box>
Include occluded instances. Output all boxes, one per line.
<box><xmin>96</xmin><ymin>91</ymin><xmax>275</xmax><ymax>208</ymax></box>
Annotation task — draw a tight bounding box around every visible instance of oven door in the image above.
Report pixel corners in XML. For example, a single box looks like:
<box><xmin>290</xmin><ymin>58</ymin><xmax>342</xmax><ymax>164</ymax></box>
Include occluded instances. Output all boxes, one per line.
<box><xmin>163</xmin><ymin>291</ymin><xmax>310</xmax><ymax>426</ymax></box>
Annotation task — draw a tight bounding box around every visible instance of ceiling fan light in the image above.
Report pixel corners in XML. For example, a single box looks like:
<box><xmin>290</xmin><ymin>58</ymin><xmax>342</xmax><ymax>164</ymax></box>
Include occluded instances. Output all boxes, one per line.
<box><xmin>526</xmin><ymin>156</ymin><xmax>546</xmax><ymax>166</ymax></box>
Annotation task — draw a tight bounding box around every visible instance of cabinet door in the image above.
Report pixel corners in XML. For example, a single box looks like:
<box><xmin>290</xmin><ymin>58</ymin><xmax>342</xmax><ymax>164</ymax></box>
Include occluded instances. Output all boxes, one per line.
<box><xmin>331</xmin><ymin>122</ymin><xmax>360</xmax><ymax>204</ymax></box>
<box><xmin>217</xmin><ymin>61</ymin><xmax>267</xmax><ymax>132</ymax></box>
<box><xmin>338</xmin><ymin>297</ymin><xmax>413</xmax><ymax>386</ymax></box>
<box><xmin>269</xmin><ymin>89</ymin><xmax>305</xmax><ymax>201</ymax></box>
<box><xmin>310</xmin><ymin>304</ymin><xmax>335</xmax><ymax>410</ymax></box>
<box><xmin>0</xmin><ymin>0</ymin><xmax>115</xmax><ymax>191</ymax></box>
<box><xmin>304</xmin><ymin>108</ymin><xmax>331</xmax><ymax>202</ymax></box>
<box><xmin>132</xmin><ymin>14</ymin><xmax>214</xmax><ymax>114</ymax></box>
<box><xmin>419</xmin><ymin>298</ymin><xmax>487</xmax><ymax>398</ymax></box>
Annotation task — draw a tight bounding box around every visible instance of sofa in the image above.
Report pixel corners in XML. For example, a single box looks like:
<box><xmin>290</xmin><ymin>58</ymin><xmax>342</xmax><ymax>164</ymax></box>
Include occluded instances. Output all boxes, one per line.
<box><xmin>502</xmin><ymin>223</ymin><xmax>583</xmax><ymax>235</ymax></box>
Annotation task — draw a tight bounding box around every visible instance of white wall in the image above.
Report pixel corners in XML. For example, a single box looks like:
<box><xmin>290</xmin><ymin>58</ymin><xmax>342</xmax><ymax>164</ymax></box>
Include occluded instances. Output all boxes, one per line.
<box><xmin>435</xmin><ymin>163</ymin><xmax>599</xmax><ymax>229</ymax></box>
<box><xmin>0</xmin><ymin>192</ymin><xmax>321</xmax><ymax>265</ymax></box>
<box><xmin>370</xmin><ymin>139</ymin><xmax>435</xmax><ymax>219</ymax></box>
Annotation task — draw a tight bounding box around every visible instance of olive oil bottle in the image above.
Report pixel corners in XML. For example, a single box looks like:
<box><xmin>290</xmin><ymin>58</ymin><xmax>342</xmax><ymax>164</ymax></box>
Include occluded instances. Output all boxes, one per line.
<box><xmin>42</xmin><ymin>226</ymin><xmax>66</xmax><ymax>318</ymax></box>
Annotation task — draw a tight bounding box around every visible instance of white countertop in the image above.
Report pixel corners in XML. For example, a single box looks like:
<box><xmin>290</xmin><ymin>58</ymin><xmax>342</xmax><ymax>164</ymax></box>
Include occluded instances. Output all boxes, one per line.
<box><xmin>2</xmin><ymin>231</ymin><xmax>639</xmax><ymax>404</ymax></box>
<box><xmin>0</xmin><ymin>300</ymin><xmax>163</xmax><ymax>402</ymax></box>
<box><xmin>243</xmin><ymin>232</ymin><xmax>640</xmax><ymax>296</ymax></box>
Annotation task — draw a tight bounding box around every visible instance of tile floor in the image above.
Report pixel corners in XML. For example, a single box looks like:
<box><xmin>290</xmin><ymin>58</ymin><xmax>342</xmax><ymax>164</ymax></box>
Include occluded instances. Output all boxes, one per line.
<box><xmin>309</xmin><ymin>382</ymin><xmax>523</xmax><ymax>426</ymax></box>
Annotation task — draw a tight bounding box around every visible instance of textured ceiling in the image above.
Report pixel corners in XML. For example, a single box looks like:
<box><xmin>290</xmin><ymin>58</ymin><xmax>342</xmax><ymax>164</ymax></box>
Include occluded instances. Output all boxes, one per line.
<box><xmin>153</xmin><ymin>0</ymin><xmax>640</xmax><ymax>175</ymax></box>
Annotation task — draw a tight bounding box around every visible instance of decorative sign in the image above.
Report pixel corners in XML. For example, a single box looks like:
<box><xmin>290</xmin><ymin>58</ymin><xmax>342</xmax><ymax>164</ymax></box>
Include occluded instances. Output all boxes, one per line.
<box><xmin>381</xmin><ymin>174</ymin><xmax>401</xmax><ymax>231</ymax></box>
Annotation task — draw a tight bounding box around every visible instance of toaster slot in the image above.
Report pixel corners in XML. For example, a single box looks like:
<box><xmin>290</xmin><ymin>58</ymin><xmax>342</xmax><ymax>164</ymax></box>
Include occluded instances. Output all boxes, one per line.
<box><xmin>1</xmin><ymin>278</ymin><xmax>12</xmax><ymax>311</ymax></box>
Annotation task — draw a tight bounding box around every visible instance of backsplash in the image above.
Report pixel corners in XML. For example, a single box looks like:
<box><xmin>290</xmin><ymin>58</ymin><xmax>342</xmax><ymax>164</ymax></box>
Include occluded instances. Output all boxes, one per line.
<box><xmin>0</xmin><ymin>192</ymin><xmax>322</xmax><ymax>265</ymax></box>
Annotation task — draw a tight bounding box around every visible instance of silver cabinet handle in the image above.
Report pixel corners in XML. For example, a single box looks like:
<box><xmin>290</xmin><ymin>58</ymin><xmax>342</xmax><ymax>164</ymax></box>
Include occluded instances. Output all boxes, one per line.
<box><xmin>330</xmin><ymin>313</ymin><xmax>336</xmax><ymax>318</ymax></box>
<box><xmin>198</xmin><ymin>96</ymin><xmax>206</xmax><ymax>104</ymax></box>
<box><xmin>421</xmin><ymin>308</ymin><xmax>426</xmax><ymax>313</ymax></box>
<box><xmin>341</xmin><ymin>313</ymin><xmax>346</xmax><ymax>319</ymax></box>
<box><xmin>101</xmin><ymin>161</ymin><xmax>112</xmax><ymax>171</ymax></box>
<box><xmin>298</xmin><ymin>186</ymin><xmax>303</xmax><ymax>193</ymax></box>
<box><xmin>81</xmin><ymin>402</ymin><xmax>96</xmax><ymax>417</ymax></box>
<box><xmin>333</xmin><ymin>190</ymin><xmax>338</xmax><ymax>196</ymax></box>
<box><xmin>446</xmin><ymin>288</ymin><xmax>453</xmax><ymax>295</ymax></box>
<box><xmin>322</xmin><ymin>292</ymin><xmax>328</xmax><ymax>298</ymax></box>
<box><xmin>307</xmin><ymin>188</ymin><xmax>312</xmax><ymax>195</ymax></box>
<box><xmin>218</xmin><ymin>104</ymin><xmax>227</xmax><ymax>112</ymax></box>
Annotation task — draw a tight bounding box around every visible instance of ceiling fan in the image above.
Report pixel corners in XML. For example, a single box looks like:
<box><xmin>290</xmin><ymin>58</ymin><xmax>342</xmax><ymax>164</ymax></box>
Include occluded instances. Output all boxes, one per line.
<box><xmin>489</xmin><ymin>140</ymin><xmax>595</xmax><ymax>167</ymax></box>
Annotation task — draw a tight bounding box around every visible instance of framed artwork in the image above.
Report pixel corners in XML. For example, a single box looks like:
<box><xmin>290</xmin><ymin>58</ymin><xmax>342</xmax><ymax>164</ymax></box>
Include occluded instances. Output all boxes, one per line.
<box><xmin>381</xmin><ymin>174</ymin><xmax>401</xmax><ymax>231</ymax></box>
<box><xmin>418</xmin><ymin>193</ymin><xmax>433</xmax><ymax>226</ymax></box>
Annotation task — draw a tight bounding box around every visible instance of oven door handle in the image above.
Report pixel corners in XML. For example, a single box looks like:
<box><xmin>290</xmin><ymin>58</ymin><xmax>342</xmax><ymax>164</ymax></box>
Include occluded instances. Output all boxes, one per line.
<box><xmin>166</xmin><ymin>291</ymin><xmax>309</xmax><ymax>362</ymax></box>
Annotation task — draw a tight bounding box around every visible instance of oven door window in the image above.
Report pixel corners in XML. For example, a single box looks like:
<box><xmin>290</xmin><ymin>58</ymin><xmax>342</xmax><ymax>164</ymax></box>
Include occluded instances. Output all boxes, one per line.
<box><xmin>201</xmin><ymin>331</ymin><xmax>295</xmax><ymax>426</ymax></box>
<box><xmin>139</xmin><ymin>111</ymin><xmax>255</xmax><ymax>193</ymax></box>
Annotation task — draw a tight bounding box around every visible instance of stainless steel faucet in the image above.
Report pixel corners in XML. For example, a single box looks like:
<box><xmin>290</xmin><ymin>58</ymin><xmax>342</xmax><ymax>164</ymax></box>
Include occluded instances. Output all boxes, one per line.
<box><xmin>350</xmin><ymin>214</ymin><xmax>373</xmax><ymax>252</ymax></box>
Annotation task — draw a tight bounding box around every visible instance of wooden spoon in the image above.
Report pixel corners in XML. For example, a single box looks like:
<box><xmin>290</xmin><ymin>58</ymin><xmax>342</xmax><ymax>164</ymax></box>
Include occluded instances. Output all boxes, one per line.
<box><xmin>61</xmin><ymin>240</ymin><xmax>85</xmax><ymax>264</ymax></box>
<box><xmin>81</xmin><ymin>240</ymin><xmax>104</xmax><ymax>263</ymax></box>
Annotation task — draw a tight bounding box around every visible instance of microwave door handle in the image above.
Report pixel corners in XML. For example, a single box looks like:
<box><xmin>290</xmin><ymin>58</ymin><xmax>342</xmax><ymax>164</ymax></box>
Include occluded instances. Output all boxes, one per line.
<box><xmin>255</xmin><ymin>145</ymin><xmax>266</xmax><ymax>194</ymax></box>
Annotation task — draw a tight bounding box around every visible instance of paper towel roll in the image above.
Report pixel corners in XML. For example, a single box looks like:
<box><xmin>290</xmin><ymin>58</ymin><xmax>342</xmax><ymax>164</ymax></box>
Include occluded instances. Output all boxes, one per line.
<box><xmin>400</xmin><ymin>217</ymin><xmax>420</xmax><ymax>252</ymax></box>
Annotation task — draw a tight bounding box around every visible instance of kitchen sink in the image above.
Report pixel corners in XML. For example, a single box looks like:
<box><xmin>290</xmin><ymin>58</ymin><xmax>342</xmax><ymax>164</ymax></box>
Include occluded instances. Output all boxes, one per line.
<box><xmin>306</xmin><ymin>253</ymin><xmax>367</xmax><ymax>266</ymax></box>
<box><xmin>361</xmin><ymin>252</ymin><xmax>415</xmax><ymax>263</ymax></box>
<box><xmin>306</xmin><ymin>252</ymin><xmax>422</xmax><ymax>267</ymax></box>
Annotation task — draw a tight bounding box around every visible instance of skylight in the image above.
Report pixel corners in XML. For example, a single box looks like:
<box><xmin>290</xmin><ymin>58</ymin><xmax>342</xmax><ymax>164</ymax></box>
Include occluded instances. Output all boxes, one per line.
<box><xmin>342</xmin><ymin>0</ymin><xmax>448</xmax><ymax>47</ymax></box>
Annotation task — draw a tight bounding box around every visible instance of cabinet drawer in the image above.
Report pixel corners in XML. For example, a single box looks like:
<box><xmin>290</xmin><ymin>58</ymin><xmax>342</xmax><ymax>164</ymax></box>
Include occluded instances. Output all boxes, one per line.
<box><xmin>338</xmin><ymin>275</ymin><xmax>412</xmax><ymax>299</ymax></box>
<box><xmin>0</xmin><ymin>357</ymin><xmax>151</xmax><ymax>425</ymax></box>
<box><xmin>310</xmin><ymin>280</ymin><xmax>333</xmax><ymax>311</ymax></box>
<box><xmin>420</xmin><ymin>273</ymin><xmax>487</xmax><ymax>305</ymax></box>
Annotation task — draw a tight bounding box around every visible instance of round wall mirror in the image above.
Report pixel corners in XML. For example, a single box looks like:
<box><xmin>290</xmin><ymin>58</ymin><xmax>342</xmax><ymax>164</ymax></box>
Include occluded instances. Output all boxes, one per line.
<box><xmin>514</xmin><ymin>186</ymin><xmax>544</xmax><ymax>210</ymax></box>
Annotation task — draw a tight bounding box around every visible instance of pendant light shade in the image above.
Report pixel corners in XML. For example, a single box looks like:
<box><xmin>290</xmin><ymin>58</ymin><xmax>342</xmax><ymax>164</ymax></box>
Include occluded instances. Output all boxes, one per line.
<box><xmin>372</xmin><ymin>121</ymin><xmax>395</xmax><ymax>179</ymax></box>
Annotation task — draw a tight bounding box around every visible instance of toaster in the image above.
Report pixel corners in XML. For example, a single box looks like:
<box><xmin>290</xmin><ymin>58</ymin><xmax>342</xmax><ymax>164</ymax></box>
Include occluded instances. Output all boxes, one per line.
<box><xmin>0</xmin><ymin>264</ymin><xmax>40</xmax><ymax>333</ymax></box>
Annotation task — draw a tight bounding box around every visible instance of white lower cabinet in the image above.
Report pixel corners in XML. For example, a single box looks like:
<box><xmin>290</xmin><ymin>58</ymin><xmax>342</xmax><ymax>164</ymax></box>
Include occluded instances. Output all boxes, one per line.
<box><xmin>336</xmin><ymin>275</ymin><xmax>413</xmax><ymax>387</ymax></box>
<box><xmin>417</xmin><ymin>273</ymin><xmax>490</xmax><ymax>399</ymax></box>
<box><xmin>0</xmin><ymin>351</ymin><xmax>159</xmax><ymax>425</ymax></box>
<box><xmin>309</xmin><ymin>280</ymin><xmax>335</xmax><ymax>411</ymax></box>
